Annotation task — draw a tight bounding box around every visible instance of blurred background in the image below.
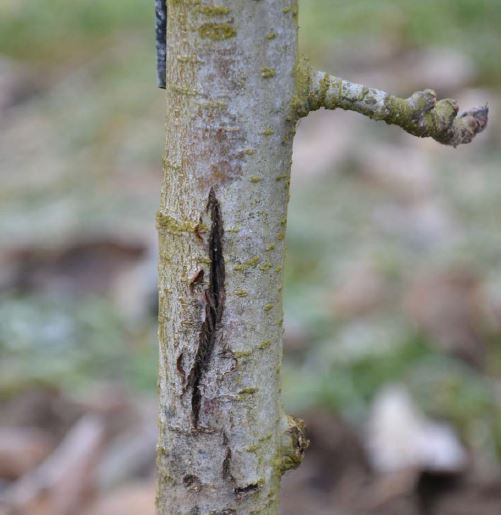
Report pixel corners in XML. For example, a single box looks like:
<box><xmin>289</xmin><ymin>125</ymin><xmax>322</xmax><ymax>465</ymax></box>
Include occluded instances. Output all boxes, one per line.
<box><xmin>0</xmin><ymin>1</ymin><xmax>500</xmax><ymax>514</ymax></box>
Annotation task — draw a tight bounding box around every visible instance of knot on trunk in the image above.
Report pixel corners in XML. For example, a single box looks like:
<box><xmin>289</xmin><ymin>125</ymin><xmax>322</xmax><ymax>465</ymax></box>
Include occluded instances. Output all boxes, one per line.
<box><xmin>279</xmin><ymin>415</ymin><xmax>309</xmax><ymax>474</ymax></box>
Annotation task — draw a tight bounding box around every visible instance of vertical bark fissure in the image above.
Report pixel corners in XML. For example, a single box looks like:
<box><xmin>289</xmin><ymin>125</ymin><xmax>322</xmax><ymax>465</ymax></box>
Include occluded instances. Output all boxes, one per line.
<box><xmin>187</xmin><ymin>188</ymin><xmax>225</xmax><ymax>428</ymax></box>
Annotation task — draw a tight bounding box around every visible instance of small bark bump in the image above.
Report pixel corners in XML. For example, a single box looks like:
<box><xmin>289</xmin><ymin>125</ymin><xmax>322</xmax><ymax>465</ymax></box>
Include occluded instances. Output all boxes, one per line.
<box><xmin>279</xmin><ymin>415</ymin><xmax>309</xmax><ymax>474</ymax></box>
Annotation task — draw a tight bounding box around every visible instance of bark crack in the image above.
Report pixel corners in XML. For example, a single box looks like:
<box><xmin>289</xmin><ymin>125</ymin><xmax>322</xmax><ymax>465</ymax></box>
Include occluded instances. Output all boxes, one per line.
<box><xmin>188</xmin><ymin>188</ymin><xmax>225</xmax><ymax>428</ymax></box>
<box><xmin>234</xmin><ymin>483</ymin><xmax>260</xmax><ymax>499</ymax></box>
<box><xmin>222</xmin><ymin>431</ymin><xmax>235</xmax><ymax>483</ymax></box>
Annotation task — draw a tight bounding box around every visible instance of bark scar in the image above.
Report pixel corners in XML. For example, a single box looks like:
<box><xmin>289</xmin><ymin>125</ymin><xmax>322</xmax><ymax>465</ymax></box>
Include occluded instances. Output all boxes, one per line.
<box><xmin>189</xmin><ymin>269</ymin><xmax>205</xmax><ymax>291</ymax></box>
<box><xmin>222</xmin><ymin>431</ymin><xmax>234</xmax><ymax>482</ymax></box>
<box><xmin>187</xmin><ymin>188</ymin><xmax>225</xmax><ymax>428</ymax></box>
<box><xmin>176</xmin><ymin>353</ymin><xmax>186</xmax><ymax>385</ymax></box>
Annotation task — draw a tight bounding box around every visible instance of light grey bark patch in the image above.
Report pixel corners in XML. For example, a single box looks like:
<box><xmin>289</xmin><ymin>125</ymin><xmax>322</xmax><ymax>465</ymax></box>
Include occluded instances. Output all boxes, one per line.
<box><xmin>187</xmin><ymin>188</ymin><xmax>225</xmax><ymax>429</ymax></box>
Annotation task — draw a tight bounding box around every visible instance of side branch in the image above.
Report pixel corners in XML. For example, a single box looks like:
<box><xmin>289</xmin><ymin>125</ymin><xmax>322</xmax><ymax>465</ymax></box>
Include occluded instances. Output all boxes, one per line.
<box><xmin>299</xmin><ymin>69</ymin><xmax>488</xmax><ymax>147</ymax></box>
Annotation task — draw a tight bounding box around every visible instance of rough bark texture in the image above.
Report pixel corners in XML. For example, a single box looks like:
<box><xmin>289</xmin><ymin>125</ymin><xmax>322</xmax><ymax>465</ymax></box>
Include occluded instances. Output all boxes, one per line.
<box><xmin>156</xmin><ymin>1</ymin><xmax>306</xmax><ymax>514</ymax></box>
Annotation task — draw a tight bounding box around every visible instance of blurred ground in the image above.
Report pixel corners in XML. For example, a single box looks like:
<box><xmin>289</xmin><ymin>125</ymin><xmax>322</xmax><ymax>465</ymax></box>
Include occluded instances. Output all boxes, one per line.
<box><xmin>0</xmin><ymin>1</ymin><xmax>500</xmax><ymax>514</ymax></box>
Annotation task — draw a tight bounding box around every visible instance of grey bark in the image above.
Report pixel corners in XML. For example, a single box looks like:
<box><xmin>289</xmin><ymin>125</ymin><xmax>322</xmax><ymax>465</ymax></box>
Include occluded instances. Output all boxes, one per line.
<box><xmin>156</xmin><ymin>2</ymin><xmax>305</xmax><ymax>514</ymax></box>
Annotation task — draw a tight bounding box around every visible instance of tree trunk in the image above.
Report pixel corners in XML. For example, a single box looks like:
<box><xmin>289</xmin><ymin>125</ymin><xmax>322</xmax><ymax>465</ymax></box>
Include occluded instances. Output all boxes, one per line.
<box><xmin>155</xmin><ymin>2</ymin><xmax>488</xmax><ymax>513</ymax></box>
<box><xmin>156</xmin><ymin>1</ymin><xmax>306</xmax><ymax>513</ymax></box>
